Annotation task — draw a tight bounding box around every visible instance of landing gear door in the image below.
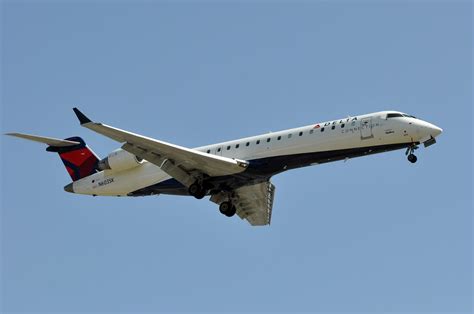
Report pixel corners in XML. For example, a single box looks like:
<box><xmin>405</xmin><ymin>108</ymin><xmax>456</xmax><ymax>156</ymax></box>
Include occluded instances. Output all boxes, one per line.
<box><xmin>360</xmin><ymin>117</ymin><xmax>374</xmax><ymax>140</ymax></box>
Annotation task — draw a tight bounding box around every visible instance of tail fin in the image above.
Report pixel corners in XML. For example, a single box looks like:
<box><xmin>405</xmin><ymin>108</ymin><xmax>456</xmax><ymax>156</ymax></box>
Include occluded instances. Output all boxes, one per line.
<box><xmin>6</xmin><ymin>133</ymin><xmax>100</xmax><ymax>181</ymax></box>
<box><xmin>46</xmin><ymin>137</ymin><xmax>99</xmax><ymax>181</ymax></box>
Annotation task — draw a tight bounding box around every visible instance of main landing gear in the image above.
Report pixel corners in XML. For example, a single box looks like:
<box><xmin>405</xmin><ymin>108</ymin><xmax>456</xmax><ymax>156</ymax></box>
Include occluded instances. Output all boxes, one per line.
<box><xmin>188</xmin><ymin>182</ymin><xmax>207</xmax><ymax>199</ymax></box>
<box><xmin>406</xmin><ymin>144</ymin><xmax>418</xmax><ymax>164</ymax></box>
<box><xmin>219</xmin><ymin>201</ymin><xmax>237</xmax><ymax>217</ymax></box>
<box><xmin>189</xmin><ymin>181</ymin><xmax>236</xmax><ymax>218</ymax></box>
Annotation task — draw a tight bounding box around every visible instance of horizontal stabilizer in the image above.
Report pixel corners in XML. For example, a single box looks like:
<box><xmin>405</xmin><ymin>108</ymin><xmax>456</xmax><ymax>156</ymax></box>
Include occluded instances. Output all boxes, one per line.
<box><xmin>5</xmin><ymin>132</ymin><xmax>80</xmax><ymax>147</ymax></box>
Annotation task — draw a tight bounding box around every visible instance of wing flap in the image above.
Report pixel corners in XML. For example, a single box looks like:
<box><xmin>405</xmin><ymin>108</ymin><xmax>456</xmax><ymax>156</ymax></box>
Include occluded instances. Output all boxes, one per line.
<box><xmin>234</xmin><ymin>181</ymin><xmax>275</xmax><ymax>226</ymax></box>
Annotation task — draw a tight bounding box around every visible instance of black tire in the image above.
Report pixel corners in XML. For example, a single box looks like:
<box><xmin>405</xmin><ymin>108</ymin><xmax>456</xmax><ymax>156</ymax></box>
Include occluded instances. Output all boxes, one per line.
<box><xmin>189</xmin><ymin>183</ymin><xmax>206</xmax><ymax>199</ymax></box>
<box><xmin>219</xmin><ymin>201</ymin><xmax>231</xmax><ymax>214</ymax></box>
<box><xmin>219</xmin><ymin>201</ymin><xmax>235</xmax><ymax>217</ymax></box>
<box><xmin>194</xmin><ymin>189</ymin><xmax>206</xmax><ymax>199</ymax></box>
<box><xmin>227</xmin><ymin>206</ymin><xmax>237</xmax><ymax>217</ymax></box>
<box><xmin>408</xmin><ymin>154</ymin><xmax>417</xmax><ymax>163</ymax></box>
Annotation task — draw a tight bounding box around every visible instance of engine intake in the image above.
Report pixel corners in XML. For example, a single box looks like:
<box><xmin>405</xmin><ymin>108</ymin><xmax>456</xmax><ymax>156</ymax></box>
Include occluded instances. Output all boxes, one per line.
<box><xmin>98</xmin><ymin>149</ymin><xmax>143</xmax><ymax>172</ymax></box>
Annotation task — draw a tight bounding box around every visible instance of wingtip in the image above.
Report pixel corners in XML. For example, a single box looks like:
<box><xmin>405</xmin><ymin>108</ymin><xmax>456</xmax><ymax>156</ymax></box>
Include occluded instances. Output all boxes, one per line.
<box><xmin>4</xmin><ymin>132</ymin><xmax>23</xmax><ymax>138</ymax></box>
<box><xmin>73</xmin><ymin>107</ymin><xmax>92</xmax><ymax>125</ymax></box>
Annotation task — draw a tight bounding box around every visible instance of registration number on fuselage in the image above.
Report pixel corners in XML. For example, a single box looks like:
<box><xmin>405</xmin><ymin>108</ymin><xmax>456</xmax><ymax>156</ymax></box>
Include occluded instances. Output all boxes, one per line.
<box><xmin>98</xmin><ymin>178</ymin><xmax>114</xmax><ymax>186</ymax></box>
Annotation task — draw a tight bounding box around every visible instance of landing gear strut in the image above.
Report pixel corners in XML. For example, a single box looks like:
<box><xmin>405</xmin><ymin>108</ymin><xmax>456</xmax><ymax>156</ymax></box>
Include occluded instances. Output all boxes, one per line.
<box><xmin>406</xmin><ymin>144</ymin><xmax>418</xmax><ymax>164</ymax></box>
<box><xmin>219</xmin><ymin>201</ymin><xmax>236</xmax><ymax>217</ymax></box>
<box><xmin>188</xmin><ymin>182</ymin><xmax>206</xmax><ymax>199</ymax></box>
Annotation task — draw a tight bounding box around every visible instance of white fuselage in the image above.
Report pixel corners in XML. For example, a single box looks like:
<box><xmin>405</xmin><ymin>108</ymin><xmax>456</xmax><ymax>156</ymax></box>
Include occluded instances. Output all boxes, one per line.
<box><xmin>71</xmin><ymin>111</ymin><xmax>442</xmax><ymax>196</ymax></box>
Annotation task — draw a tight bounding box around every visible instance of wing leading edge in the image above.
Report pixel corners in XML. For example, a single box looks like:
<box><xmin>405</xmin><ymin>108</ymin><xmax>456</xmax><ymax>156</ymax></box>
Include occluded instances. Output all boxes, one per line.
<box><xmin>72</xmin><ymin>108</ymin><xmax>249</xmax><ymax>186</ymax></box>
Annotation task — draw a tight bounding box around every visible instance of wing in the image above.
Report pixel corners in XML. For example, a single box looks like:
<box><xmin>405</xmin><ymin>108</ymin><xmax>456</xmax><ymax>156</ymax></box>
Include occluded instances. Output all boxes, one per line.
<box><xmin>72</xmin><ymin>108</ymin><xmax>248</xmax><ymax>186</ymax></box>
<box><xmin>211</xmin><ymin>181</ymin><xmax>276</xmax><ymax>226</ymax></box>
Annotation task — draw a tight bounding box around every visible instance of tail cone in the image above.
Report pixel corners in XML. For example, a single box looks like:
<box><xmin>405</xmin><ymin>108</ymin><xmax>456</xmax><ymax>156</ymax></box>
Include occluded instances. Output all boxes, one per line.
<box><xmin>64</xmin><ymin>183</ymin><xmax>74</xmax><ymax>193</ymax></box>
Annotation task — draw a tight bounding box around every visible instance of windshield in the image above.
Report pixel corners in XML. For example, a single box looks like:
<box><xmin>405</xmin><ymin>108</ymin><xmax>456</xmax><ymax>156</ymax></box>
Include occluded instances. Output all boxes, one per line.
<box><xmin>387</xmin><ymin>113</ymin><xmax>404</xmax><ymax>119</ymax></box>
<box><xmin>386</xmin><ymin>113</ymin><xmax>418</xmax><ymax>119</ymax></box>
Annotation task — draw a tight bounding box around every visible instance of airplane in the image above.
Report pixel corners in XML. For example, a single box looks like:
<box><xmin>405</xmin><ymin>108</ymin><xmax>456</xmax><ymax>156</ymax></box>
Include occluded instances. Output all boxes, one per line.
<box><xmin>6</xmin><ymin>108</ymin><xmax>442</xmax><ymax>226</ymax></box>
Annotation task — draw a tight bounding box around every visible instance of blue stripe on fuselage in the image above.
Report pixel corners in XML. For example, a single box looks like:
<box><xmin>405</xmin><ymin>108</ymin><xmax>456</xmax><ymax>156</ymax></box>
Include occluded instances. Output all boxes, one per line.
<box><xmin>128</xmin><ymin>142</ymin><xmax>414</xmax><ymax>197</ymax></box>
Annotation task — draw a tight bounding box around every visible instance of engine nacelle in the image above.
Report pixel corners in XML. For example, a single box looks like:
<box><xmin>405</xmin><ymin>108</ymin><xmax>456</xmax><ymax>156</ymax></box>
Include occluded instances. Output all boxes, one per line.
<box><xmin>97</xmin><ymin>149</ymin><xmax>143</xmax><ymax>172</ymax></box>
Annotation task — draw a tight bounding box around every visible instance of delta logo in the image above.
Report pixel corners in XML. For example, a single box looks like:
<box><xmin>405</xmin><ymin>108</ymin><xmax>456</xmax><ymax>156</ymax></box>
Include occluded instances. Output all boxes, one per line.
<box><xmin>313</xmin><ymin>116</ymin><xmax>359</xmax><ymax>129</ymax></box>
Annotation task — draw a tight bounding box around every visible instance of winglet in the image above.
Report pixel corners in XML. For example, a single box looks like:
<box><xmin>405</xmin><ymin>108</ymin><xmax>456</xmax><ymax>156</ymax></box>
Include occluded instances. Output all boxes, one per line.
<box><xmin>73</xmin><ymin>107</ymin><xmax>92</xmax><ymax>125</ymax></box>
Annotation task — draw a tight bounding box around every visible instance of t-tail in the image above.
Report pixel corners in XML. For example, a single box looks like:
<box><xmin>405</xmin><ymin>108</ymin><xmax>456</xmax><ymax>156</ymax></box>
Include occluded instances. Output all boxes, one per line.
<box><xmin>5</xmin><ymin>133</ymin><xmax>100</xmax><ymax>181</ymax></box>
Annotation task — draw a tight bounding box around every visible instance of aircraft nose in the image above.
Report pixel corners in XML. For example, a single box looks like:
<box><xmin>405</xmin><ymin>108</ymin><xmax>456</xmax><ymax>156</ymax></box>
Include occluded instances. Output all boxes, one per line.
<box><xmin>428</xmin><ymin>124</ymin><xmax>443</xmax><ymax>137</ymax></box>
<box><xmin>64</xmin><ymin>183</ymin><xmax>74</xmax><ymax>193</ymax></box>
<box><xmin>416</xmin><ymin>120</ymin><xmax>443</xmax><ymax>138</ymax></box>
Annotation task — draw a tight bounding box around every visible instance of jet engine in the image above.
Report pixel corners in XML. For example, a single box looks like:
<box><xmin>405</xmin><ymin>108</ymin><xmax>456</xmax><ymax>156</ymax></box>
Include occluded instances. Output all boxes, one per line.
<box><xmin>97</xmin><ymin>148</ymin><xmax>143</xmax><ymax>172</ymax></box>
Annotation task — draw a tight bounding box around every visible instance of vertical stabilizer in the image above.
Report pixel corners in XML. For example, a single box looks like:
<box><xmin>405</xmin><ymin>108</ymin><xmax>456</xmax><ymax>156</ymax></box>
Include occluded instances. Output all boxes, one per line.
<box><xmin>46</xmin><ymin>137</ymin><xmax>99</xmax><ymax>181</ymax></box>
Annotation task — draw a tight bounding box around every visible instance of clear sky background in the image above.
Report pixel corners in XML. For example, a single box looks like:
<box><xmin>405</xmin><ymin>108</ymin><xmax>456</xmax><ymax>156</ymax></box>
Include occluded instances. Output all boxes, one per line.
<box><xmin>1</xmin><ymin>1</ymin><xmax>472</xmax><ymax>313</ymax></box>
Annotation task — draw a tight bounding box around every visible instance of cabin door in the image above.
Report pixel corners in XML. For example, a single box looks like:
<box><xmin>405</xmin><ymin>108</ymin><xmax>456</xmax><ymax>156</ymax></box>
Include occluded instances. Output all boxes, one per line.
<box><xmin>360</xmin><ymin>118</ymin><xmax>374</xmax><ymax>140</ymax></box>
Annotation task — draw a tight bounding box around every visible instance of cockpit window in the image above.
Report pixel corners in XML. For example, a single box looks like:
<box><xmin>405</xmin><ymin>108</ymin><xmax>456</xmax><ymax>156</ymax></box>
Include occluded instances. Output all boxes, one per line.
<box><xmin>403</xmin><ymin>114</ymin><xmax>417</xmax><ymax>119</ymax></box>
<box><xmin>387</xmin><ymin>113</ymin><xmax>404</xmax><ymax>119</ymax></box>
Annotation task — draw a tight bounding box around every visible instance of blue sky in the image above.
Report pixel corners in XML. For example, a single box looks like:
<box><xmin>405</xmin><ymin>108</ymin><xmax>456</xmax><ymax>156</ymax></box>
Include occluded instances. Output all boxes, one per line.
<box><xmin>1</xmin><ymin>1</ymin><xmax>472</xmax><ymax>313</ymax></box>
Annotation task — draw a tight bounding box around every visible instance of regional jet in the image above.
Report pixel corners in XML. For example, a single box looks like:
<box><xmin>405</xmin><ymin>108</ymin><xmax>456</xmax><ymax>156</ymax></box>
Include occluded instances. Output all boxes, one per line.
<box><xmin>6</xmin><ymin>109</ymin><xmax>442</xmax><ymax>226</ymax></box>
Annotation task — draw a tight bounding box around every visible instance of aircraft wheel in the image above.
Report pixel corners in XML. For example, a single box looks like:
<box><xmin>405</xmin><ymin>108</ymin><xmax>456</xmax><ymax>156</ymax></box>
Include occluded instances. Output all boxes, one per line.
<box><xmin>227</xmin><ymin>206</ymin><xmax>237</xmax><ymax>217</ymax></box>
<box><xmin>408</xmin><ymin>154</ymin><xmax>417</xmax><ymax>163</ymax></box>
<box><xmin>189</xmin><ymin>183</ymin><xmax>206</xmax><ymax>199</ymax></box>
<box><xmin>219</xmin><ymin>201</ymin><xmax>236</xmax><ymax>217</ymax></box>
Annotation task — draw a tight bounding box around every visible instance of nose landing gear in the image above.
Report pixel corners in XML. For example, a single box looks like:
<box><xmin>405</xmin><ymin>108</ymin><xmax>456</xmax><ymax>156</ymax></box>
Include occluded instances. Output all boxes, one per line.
<box><xmin>406</xmin><ymin>144</ymin><xmax>419</xmax><ymax>163</ymax></box>
<box><xmin>407</xmin><ymin>154</ymin><xmax>417</xmax><ymax>163</ymax></box>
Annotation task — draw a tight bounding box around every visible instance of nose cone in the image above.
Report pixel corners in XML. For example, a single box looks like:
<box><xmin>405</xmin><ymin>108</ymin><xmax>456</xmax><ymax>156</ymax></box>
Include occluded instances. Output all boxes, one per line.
<box><xmin>64</xmin><ymin>183</ymin><xmax>74</xmax><ymax>193</ymax></box>
<box><xmin>416</xmin><ymin>120</ymin><xmax>443</xmax><ymax>138</ymax></box>
<box><xmin>429</xmin><ymin>124</ymin><xmax>443</xmax><ymax>137</ymax></box>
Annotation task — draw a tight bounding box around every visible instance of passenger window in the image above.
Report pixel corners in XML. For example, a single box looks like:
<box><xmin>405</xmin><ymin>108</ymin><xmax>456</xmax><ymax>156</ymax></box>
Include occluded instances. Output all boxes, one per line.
<box><xmin>256</xmin><ymin>140</ymin><xmax>260</xmax><ymax>145</ymax></box>
<box><xmin>277</xmin><ymin>136</ymin><xmax>281</xmax><ymax>140</ymax></box>
<box><xmin>309</xmin><ymin>129</ymin><xmax>314</xmax><ymax>134</ymax></box>
<box><xmin>227</xmin><ymin>146</ymin><xmax>231</xmax><ymax>150</ymax></box>
<box><xmin>206</xmin><ymin>149</ymin><xmax>210</xmax><ymax>153</ymax></box>
<box><xmin>217</xmin><ymin>148</ymin><xmax>221</xmax><ymax>152</ymax></box>
<box><xmin>331</xmin><ymin>125</ymin><xmax>335</xmax><ymax>130</ymax></box>
<box><xmin>321</xmin><ymin>127</ymin><xmax>325</xmax><ymax>132</ymax></box>
<box><xmin>235</xmin><ymin>144</ymin><xmax>239</xmax><ymax>148</ymax></box>
<box><xmin>288</xmin><ymin>134</ymin><xmax>292</xmax><ymax>138</ymax></box>
<box><xmin>341</xmin><ymin>124</ymin><xmax>345</xmax><ymax>128</ymax></box>
<box><xmin>246</xmin><ymin>142</ymin><xmax>250</xmax><ymax>146</ymax></box>
<box><xmin>299</xmin><ymin>131</ymin><xmax>303</xmax><ymax>136</ymax></box>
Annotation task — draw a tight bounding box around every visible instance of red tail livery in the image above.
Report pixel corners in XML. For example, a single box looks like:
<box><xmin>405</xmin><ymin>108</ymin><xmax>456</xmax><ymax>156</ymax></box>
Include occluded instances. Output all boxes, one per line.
<box><xmin>46</xmin><ymin>137</ymin><xmax>99</xmax><ymax>181</ymax></box>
